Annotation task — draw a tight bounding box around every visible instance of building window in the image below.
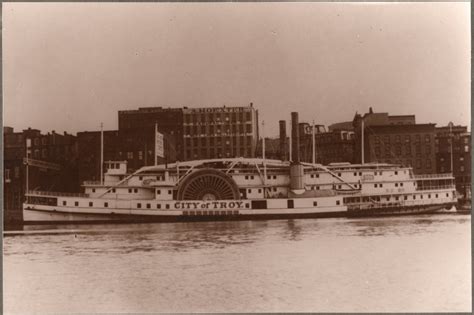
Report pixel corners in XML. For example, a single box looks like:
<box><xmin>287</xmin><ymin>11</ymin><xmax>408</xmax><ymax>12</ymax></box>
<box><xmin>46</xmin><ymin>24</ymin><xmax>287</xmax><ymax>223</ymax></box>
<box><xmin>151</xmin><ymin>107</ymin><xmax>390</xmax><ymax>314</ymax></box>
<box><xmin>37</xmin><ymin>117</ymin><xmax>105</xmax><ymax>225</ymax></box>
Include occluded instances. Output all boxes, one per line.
<box><xmin>313</xmin><ymin>201</ymin><xmax>318</xmax><ymax>206</ymax></box>
<box><xmin>147</xmin><ymin>204</ymin><xmax>151</xmax><ymax>209</ymax></box>
<box><xmin>89</xmin><ymin>202</ymin><xmax>93</xmax><ymax>207</ymax></box>
<box><xmin>127</xmin><ymin>152</ymin><xmax>133</xmax><ymax>159</ymax></box>
<box><xmin>157</xmin><ymin>204</ymin><xmax>161</xmax><ymax>209</ymax></box>
<box><xmin>128</xmin><ymin>188</ymin><xmax>132</xmax><ymax>193</ymax></box>
<box><xmin>425</xmin><ymin>145</ymin><xmax>431</xmax><ymax>155</ymax></box>
<box><xmin>62</xmin><ymin>201</ymin><xmax>67</xmax><ymax>206</ymax></box>
<box><xmin>426</xmin><ymin>159</ymin><xmax>432</xmax><ymax>169</ymax></box>
<box><xmin>104</xmin><ymin>202</ymin><xmax>108</xmax><ymax>207</ymax></box>
<box><xmin>405</xmin><ymin>145</ymin><xmax>412</xmax><ymax>156</ymax></box>
<box><xmin>416</xmin><ymin>159</ymin><xmax>422</xmax><ymax>169</ymax></box>
<box><xmin>137</xmin><ymin>203</ymin><xmax>141</xmax><ymax>208</ymax></box>
<box><xmin>336</xmin><ymin>200</ymin><xmax>340</xmax><ymax>205</ymax></box>
<box><xmin>134</xmin><ymin>189</ymin><xmax>138</xmax><ymax>193</ymax></box>
<box><xmin>75</xmin><ymin>201</ymin><xmax>79</xmax><ymax>206</ymax></box>
<box><xmin>112</xmin><ymin>188</ymin><xmax>116</xmax><ymax>193</ymax></box>
<box><xmin>168</xmin><ymin>190</ymin><xmax>172</xmax><ymax>194</ymax></box>
<box><xmin>166</xmin><ymin>204</ymin><xmax>170</xmax><ymax>209</ymax></box>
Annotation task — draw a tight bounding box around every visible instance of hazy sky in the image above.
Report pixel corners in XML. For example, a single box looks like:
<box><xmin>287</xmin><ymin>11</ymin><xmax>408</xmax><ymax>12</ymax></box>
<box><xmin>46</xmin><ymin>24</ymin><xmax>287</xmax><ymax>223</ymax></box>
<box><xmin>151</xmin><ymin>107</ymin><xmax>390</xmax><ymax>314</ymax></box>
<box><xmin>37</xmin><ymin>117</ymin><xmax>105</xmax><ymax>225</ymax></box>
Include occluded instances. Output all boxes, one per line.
<box><xmin>3</xmin><ymin>2</ymin><xmax>471</xmax><ymax>136</ymax></box>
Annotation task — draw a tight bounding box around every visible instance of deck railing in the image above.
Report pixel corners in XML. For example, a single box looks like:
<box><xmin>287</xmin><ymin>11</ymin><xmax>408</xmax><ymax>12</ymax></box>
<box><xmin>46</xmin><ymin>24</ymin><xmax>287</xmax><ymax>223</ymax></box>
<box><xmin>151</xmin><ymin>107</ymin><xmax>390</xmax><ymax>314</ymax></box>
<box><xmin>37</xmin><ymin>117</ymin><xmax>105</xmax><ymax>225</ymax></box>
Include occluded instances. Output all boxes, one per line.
<box><xmin>414</xmin><ymin>173</ymin><xmax>453</xmax><ymax>180</ymax></box>
<box><xmin>416</xmin><ymin>184</ymin><xmax>455</xmax><ymax>191</ymax></box>
<box><xmin>83</xmin><ymin>180</ymin><xmax>102</xmax><ymax>186</ymax></box>
<box><xmin>26</xmin><ymin>190</ymin><xmax>88</xmax><ymax>198</ymax></box>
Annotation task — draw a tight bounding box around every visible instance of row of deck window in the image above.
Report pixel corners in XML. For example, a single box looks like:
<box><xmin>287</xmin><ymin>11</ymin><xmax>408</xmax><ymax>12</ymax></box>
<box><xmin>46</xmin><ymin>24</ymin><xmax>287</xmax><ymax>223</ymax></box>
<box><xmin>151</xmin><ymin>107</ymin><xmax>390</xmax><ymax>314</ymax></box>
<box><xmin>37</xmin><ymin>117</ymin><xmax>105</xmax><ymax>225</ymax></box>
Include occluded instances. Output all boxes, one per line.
<box><xmin>157</xmin><ymin>190</ymin><xmax>173</xmax><ymax>195</ymax></box>
<box><xmin>62</xmin><ymin>200</ymin><xmax>173</xmax><ymax>210</ymax></box>
<box><xmin>344</xmin><ymin>192</ymin><xmax>450</xmax><ymax>203</ymax></box>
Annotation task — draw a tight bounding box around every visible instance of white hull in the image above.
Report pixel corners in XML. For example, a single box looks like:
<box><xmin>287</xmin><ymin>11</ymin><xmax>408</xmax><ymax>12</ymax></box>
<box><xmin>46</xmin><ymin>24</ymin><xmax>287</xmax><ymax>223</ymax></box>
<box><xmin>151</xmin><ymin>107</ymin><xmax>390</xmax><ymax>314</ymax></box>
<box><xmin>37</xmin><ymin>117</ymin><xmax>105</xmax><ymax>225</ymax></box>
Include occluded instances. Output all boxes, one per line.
<box><xmin>23</xmin><ymin>200</ymin><xmax>347</xmax><ymax>224</ymax></box>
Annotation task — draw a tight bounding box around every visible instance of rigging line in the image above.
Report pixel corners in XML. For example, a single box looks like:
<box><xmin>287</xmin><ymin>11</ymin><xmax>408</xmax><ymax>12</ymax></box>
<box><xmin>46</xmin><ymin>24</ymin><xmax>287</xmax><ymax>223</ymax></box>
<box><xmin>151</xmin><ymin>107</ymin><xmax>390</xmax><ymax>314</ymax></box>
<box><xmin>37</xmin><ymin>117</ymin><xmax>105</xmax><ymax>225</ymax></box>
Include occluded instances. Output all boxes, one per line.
<box><xmin>365</xmin><ymin>125</ymin><xmax>408</xmax><ymax>166</ymax></box>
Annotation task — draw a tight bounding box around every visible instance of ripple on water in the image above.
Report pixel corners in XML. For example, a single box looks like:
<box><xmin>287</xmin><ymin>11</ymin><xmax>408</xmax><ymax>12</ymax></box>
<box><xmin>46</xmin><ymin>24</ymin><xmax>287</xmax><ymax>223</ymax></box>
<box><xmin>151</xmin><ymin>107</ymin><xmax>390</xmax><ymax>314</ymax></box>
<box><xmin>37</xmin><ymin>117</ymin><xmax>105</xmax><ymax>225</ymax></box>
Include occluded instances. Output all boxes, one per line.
<box><xmin>3</xmin><ymin>215</ymin><xmax>471</xmax><ymax>313</ymax></box>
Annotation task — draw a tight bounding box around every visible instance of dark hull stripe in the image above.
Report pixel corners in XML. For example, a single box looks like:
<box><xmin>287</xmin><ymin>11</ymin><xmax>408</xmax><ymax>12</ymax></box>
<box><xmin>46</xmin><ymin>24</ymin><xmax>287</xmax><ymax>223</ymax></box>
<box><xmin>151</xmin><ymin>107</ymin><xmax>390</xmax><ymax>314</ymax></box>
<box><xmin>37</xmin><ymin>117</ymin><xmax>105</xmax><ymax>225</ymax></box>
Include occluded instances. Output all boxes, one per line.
<box><xmin>23</xmin><ymin>209</ymin><xmax>346</xmax><ymax>225</ymax></box>
<box><xmin>347</xmin><ymin>203</ymin><xmax>455</xmax><ymax>218</ymax></box>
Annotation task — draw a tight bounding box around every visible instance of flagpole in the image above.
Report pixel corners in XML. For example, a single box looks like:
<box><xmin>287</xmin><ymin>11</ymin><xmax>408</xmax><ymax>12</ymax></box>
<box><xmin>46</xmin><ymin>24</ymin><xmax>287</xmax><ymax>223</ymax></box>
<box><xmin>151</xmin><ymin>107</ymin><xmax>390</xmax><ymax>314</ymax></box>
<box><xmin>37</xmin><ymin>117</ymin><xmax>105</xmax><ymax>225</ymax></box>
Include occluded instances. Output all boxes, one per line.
<box><xmin>449</xmin><ymin>122</ymin><xmax>453</xmax><ymax>174</ymax></box>
<box><xmin>100</xmin><ymin>122</ymin><xmax>104</xmax><ymax>185</ymax></box>
<box><xmin>361</xmin><ymin>119</ymin><xmax>365</xmax><ymax>165</ymax></box>
<box><xmin>154</xmin><ymin>123</ymin><xmax>158</xmax><ymax>166</ymax></box>
<box><xmin>312</xmin><ymin>120</ymin><xmax>316</xmax><ymax>165</ymax></box>
<box><xmin>289</xmin><ymin>119</ymin><xmax>292</xmax><ymax>162</ymax></box>
<box><xmin>25</xmin><ymin>138</ymin><xmax>29</xmax><ymax>203</ymax></box>
<box><xmin>262</xmin><ymin>120</ymin><xmax>267</xmax><ymax>175</ymax></box>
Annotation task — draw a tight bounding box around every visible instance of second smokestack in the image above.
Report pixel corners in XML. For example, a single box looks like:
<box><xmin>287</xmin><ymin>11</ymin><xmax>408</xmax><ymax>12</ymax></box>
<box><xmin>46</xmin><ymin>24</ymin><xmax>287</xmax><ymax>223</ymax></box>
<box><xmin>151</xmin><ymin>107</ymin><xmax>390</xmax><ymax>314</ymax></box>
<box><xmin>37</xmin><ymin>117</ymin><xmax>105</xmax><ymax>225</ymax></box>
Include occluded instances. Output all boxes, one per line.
<box><xmin>291</xmin><ymin>112</ymin><xmax>300</xmax><ymax>163</ymax></box>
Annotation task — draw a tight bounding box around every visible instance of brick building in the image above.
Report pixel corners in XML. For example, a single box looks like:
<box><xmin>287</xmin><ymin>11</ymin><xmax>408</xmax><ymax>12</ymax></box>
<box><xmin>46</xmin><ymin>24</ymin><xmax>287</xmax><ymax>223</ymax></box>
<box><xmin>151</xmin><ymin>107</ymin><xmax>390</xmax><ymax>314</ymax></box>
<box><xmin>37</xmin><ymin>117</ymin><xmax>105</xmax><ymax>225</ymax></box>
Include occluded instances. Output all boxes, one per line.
<box><xmin>182</xmin><ymin>104</ymin><xmax>259</xmax><ymax>160</ymax></box>
<box><xmin>353</xmin><ymin>108</ymin><xmax>436</xmax><ymax>174</ymax></box>
<box><xmin>298</xmin><ymin>123</ymin><xmax>355</xmax><ymax>165</ymax></box>
<box><xmin>76</xmin><ymin>130</ymin><xmax>121</xmax><ymax>185</ymax></box>
<box><xmin>4</xmin><ymin>127</ymin><xmax>78</xmax><ymax>223</ymax></box>
<box><xmin>118</xmin><ymin>107</ymin><xmax>184</xmax><ymax>166</ymax></box>
<box><xmin>435</xmin><ymin>124</ymin><xmax>471</xmax><ymax>195</ymax></box>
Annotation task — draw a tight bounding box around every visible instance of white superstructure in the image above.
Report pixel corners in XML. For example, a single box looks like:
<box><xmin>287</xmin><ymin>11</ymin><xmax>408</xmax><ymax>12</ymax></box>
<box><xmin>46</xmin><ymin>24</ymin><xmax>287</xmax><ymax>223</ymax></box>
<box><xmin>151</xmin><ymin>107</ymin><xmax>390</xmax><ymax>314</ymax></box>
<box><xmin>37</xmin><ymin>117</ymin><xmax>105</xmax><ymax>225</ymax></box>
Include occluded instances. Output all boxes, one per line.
<box><xmin>23</xmin><ymin>158</ymin><xmax>457</xmax><ymax>223</ymax></box>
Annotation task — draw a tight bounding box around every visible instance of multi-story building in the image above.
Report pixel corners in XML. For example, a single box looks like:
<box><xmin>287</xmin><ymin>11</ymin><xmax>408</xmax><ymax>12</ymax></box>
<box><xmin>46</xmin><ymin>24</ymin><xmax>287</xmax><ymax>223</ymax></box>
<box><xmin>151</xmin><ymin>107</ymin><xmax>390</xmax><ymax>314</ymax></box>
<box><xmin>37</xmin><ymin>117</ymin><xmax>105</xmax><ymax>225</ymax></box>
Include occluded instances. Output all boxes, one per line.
<box><xmin>297</xmin><ymin>122</ymin><xmax>355</xmax><ymax>165</ymax></box>
<box><xmin>435</xmin><ymin>124</ymin><xmax>471</xmax><ymax>195</ymax></box>
<box><xmin>76</xmin><ymin>130</ymin><xmax>121</xmax><ymax>185</ymax></box>
<box><xmin>4</xmin><ymin>127</ymin><xmax>78</xmax><ymax>224</ymax></box>
<box><xmin>118</xmin><ymin>107</ymin><xmax>184</xmax><ymax>167</ymax></box>
<box><xmin>182</xmin><ymin>104</ymin><xmax>259</xmax><ymax>160</ymax></box>
<box><xmin>353</xmin><ymin>108</ymin><xmax>436</xmax><ymax>174</ymax></box>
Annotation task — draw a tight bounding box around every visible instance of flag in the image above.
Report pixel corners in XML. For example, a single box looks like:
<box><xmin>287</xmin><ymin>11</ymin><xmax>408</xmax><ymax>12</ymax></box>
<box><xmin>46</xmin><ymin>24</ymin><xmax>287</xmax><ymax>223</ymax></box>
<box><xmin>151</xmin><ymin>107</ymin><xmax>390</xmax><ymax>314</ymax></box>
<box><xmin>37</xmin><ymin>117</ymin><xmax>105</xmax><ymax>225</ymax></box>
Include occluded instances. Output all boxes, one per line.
<box><xmin>155</xmin><ymin>131</ymin><xmax>164</xmax><ymax>158</ymax></box>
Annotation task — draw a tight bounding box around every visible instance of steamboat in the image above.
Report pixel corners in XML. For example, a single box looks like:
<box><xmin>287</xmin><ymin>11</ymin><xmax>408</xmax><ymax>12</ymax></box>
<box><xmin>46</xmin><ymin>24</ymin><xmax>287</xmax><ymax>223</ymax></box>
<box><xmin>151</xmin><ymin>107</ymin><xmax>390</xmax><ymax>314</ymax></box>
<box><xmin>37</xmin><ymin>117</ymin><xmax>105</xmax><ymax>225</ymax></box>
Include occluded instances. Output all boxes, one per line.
<box><xmin>23</xmin><ymin>158</ymin><xmax>456</xmax><ymax>223</ymax></box>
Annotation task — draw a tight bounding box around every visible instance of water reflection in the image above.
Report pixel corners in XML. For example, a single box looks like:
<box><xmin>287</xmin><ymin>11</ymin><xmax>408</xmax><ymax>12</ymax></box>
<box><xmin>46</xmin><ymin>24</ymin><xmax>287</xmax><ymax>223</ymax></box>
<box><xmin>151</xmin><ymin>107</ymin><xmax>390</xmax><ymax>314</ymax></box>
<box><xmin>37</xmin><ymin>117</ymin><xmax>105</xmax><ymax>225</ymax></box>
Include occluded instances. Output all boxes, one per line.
<box><xmin>284</xmin><ymin>220</ymin><xmax>303</xmax><ymax>241</ymax></box>
<box><xmin>3</xmin><ymin>214</ymin><xmax>471</xmax><ymax>313</ymax></box>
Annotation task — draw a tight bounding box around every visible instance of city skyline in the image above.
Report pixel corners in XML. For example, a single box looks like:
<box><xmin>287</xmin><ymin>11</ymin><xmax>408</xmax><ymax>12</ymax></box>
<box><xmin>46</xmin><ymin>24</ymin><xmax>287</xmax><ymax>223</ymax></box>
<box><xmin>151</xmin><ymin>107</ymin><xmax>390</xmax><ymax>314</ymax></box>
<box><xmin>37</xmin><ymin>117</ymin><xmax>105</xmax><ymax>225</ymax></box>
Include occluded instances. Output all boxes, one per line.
<box><xmin>3</xmin><ymin>2</ymin><xmax>471</xmax><ymax>137</ymax></box>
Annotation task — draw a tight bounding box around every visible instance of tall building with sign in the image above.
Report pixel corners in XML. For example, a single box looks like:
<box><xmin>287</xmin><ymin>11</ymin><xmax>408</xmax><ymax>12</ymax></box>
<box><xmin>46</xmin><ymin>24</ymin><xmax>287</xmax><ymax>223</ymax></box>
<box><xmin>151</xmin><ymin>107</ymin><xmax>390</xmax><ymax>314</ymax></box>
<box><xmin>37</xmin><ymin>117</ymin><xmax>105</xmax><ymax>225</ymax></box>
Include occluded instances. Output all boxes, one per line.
<box><xmin>182</xmin><ymin>103</ymin><xmax>259</xmax><ymax>160</ymax></box>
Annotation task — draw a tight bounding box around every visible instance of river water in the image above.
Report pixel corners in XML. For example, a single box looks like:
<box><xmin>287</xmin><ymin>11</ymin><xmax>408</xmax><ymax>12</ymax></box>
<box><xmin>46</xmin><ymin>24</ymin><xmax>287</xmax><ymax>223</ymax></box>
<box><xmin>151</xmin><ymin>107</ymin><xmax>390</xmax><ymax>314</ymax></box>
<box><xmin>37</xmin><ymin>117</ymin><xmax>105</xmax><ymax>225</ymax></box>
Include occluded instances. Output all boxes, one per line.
<box><xmin>3</xmin><ymin>214</ymin><xmax>471</xmax><ymax>313</ymax></box>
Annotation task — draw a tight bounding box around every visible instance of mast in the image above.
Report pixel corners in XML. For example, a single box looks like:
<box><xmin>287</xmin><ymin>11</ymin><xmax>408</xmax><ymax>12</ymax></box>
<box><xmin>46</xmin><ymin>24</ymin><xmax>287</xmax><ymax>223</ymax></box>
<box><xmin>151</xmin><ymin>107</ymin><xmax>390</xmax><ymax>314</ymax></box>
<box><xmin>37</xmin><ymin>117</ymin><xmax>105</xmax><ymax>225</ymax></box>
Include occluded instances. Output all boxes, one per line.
<box><xmin>361</xmin><ymin>119</ymin><xmax>365</xmax><ymax>165</ymax></box>
<box><xmin>289</xmin><ymin>119</ymin><xmax>292</xmax><ymax>162</ymax></box>
<box><xmin>312</xmin><ymin>120</ymin><xmax>316</xmax><ymax>164</ymax></box>
<box><xmin>25</xmin><ymin>138</ymin><xmax>30</xmax><ymax>203</ymax></box>
<box><xmin>154</xmin><ymin>122</ymin><xmax>158</xmax><ymax>166</ymax></box>
<box><xmin>262</xmin><ymin>120</ymin><xmax>267</xmax><ymax>192</ymax></box>
<box><xmin>449</xmin><ymin>122</ymin><xmax>453</xmax><ymax>174</ymax></box>
<box><xmin>100</xmin><ymin>122</ymin><xmax>104</xmax><ymax>185</ymax></box>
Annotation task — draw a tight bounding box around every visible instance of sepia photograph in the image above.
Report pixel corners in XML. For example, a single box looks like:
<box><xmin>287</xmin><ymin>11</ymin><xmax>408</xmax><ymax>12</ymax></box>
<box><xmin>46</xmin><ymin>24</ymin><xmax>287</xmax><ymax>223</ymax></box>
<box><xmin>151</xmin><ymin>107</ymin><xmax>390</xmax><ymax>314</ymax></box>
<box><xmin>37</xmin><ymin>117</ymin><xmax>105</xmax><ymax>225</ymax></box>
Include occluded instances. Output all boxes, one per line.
<box><xmin>2</xmin><ymin>1</ymin><xmax>471</xmax><ymax>313</ymax></box>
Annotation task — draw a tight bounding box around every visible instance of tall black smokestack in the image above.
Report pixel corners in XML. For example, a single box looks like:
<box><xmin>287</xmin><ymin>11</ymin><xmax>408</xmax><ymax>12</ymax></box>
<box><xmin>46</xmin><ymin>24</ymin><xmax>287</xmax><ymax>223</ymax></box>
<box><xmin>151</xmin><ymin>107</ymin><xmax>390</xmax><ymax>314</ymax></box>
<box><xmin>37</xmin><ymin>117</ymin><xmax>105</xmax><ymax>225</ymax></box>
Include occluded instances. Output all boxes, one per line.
<box><xmin>291</xmin><ymin>112</ymin><xmax>300</xmax><ymax>163</ymax></box>
<box><xmin>279</xmin><ymin>120</ymin><xmax>287</xmax><ymax>161</ymax></box>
